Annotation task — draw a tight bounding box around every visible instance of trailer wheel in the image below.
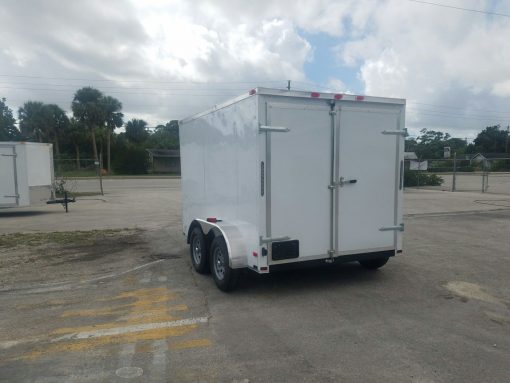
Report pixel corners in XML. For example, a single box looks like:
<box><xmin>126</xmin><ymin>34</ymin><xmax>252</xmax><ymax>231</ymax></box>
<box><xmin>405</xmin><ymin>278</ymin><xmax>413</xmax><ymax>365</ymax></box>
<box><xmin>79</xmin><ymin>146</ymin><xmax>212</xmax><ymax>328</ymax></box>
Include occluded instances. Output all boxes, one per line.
<box><xmin>210</xmin><ymin>236</ymin><xmax>239</xmax><ymax>292</ymax></box>
<box><xmin>359</xmin><ymin>256</ymin><xmax>389</xmax><ymax>270</ymax></box>
<box><xmin>189</xmin><ymin>227</ymin><xmax>209</xmax><ymax>274</ymax></box>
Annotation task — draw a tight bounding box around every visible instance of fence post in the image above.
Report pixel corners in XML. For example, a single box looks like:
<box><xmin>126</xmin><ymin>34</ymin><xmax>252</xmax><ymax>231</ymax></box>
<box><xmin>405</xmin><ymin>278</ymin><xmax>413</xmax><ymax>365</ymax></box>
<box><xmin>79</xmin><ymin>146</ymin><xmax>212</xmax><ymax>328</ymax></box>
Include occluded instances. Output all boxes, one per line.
<box><xmin>452</xmin><ymin>152</ymin><xmax>457</xmax><ymax>192</ymax></box>
<box><xmin>99</xmin><ymin>153</ymin><xmax>104</xmax><ymax>196</ymax></box>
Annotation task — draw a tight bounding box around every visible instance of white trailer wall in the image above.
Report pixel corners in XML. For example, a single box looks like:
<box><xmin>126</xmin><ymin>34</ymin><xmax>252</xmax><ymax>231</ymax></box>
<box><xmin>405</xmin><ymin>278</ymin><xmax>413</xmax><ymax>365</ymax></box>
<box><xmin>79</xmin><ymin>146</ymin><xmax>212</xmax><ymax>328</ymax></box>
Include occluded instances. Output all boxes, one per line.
<box><xmin>0</xmin><ymin>142</ymin><xmax>53</xmax><ymax>207</ymax></box>
<box><xmin>180</xmin><ymin>96</ymin><xmax>261</xmax><ymax>268</ymax></box>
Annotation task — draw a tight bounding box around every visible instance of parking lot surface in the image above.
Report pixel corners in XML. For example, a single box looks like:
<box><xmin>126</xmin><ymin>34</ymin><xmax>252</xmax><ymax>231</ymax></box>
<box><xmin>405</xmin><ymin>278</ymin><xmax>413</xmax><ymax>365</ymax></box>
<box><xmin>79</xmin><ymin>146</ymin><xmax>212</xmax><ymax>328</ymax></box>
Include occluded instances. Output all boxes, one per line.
<box><xmin>0</xmin><ymin>179</ymin><xmax>509</xmax><ymax>382</ymax></box>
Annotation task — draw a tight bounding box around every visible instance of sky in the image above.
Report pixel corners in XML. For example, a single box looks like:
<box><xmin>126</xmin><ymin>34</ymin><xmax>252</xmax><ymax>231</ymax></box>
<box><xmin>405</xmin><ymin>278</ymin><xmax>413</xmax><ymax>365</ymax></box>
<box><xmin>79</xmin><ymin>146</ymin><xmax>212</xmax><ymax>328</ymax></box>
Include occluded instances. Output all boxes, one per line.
<box><xmin>1</xmin><ymin>0</ymin><xmax>510</xmax><ymax>139</ymax></box>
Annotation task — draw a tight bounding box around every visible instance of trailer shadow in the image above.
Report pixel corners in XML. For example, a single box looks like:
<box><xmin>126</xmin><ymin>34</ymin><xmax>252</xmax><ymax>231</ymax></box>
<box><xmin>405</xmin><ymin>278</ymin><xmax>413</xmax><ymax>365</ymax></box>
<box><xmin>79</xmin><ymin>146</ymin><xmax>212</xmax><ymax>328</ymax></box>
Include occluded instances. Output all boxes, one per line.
<box><xmin>0</xmin><ymin>210</ymin><xmax>53</xmax><ymax>218</ymax></box>
<box><xmin>235</xmin><ymin>262</ymin><xmax>390</xmax><ymax>294</ymax></box>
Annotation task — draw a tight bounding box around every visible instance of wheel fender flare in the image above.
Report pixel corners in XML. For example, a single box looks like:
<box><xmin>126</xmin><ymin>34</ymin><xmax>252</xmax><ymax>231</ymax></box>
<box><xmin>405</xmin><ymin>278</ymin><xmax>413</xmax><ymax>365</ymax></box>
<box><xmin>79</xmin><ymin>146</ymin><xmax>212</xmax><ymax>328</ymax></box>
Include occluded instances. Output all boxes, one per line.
<box><xmin>187</xmin><ymin>219</ymin><xmax>247</xmax><ymax>269</ymax></box>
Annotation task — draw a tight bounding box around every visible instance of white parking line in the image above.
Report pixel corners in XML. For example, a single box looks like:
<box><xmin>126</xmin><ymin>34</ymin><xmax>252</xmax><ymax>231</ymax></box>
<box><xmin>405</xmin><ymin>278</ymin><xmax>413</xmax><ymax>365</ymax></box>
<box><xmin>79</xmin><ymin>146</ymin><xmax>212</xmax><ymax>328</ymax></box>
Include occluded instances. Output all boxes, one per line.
<box><xmin>53</xmin><ymin>317</ymin><xmax>209</xmax><ymax>341</ymax></box>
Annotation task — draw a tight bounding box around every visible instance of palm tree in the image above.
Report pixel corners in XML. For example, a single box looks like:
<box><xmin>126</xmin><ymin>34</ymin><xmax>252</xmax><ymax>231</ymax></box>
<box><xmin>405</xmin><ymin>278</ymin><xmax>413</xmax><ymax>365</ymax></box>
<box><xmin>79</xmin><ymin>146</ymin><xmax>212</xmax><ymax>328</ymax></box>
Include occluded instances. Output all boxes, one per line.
<box><xmin>71</xmin><ymin>87</ymin><xmax>104</xmax><ymax>161</ymax></box>
<box><xmin>101</xmin><ymin>96</ymin><xmax>123</xmax><ymax>173</ymax></box>
<box><xmin>45</xmin><ymin>104</ymin><xmax>69</xmax><ymax>160</ymax></box>
<box><xmin>125</xmin><ymin>119</ymin><xmax>149</xmax><ymax>144</ymax></box>
<box><xmin>68</xmin><ymin>118</ymin><xmax>88</xmax><ymax>169</ymax></box>
<box><xmin>18</xmin><ymin>101</ymin><xmax>48</xmax><ymax>142</ymax></box>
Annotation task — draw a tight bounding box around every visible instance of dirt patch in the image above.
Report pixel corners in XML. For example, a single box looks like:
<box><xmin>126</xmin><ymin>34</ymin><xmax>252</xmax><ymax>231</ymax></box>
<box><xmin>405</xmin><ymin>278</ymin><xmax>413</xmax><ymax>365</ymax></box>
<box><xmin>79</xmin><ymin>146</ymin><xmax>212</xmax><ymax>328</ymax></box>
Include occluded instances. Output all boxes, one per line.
<box><xmin>0</xmin><ymin>229</ymin><xmax>151</xmax><ymax>289</ymax></box>
<box><xmin>445</xmin><ymin>281</ymin><xmax>503</xmax><ymax>306</ymax></box>
<box><xmin>0</xmin><ymin>230</ymin><xmax>126</xmax><ymax>249</ymax></box>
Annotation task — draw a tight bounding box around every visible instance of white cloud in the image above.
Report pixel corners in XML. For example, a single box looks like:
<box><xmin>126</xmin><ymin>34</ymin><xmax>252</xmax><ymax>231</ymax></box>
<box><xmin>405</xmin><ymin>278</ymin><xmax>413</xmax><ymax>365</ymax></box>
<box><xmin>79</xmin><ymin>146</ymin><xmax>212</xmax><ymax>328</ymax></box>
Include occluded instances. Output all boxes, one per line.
<box><xmin>0</xmin><ymin>0</ymin><xmax>509</xmax><ymax>136</ymax></box>
<box><xmin>337</xmin><ymin>0</ymin><xmax>510</xmax><ymax>136</ymax></box>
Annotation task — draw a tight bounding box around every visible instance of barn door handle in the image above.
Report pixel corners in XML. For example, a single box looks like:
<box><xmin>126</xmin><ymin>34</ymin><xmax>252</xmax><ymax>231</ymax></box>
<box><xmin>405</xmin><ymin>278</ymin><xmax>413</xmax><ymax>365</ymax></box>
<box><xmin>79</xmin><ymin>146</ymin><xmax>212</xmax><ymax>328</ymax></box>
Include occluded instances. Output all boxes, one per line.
<box><xmin>329</xmin><ymin>177</ymin><xmax>357</xmax><ymax>189</ymax></box>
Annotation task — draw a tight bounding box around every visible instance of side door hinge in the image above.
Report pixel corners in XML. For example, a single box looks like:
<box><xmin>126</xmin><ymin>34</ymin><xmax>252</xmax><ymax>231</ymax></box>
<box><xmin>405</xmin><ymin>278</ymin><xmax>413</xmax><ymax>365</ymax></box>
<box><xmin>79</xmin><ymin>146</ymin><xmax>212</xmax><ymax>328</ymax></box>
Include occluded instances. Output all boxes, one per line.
<box><xmin>259</xmin><ymin>236</ymin><xmax>291</xmax><ymax>245</ymax></box>
<box><xmin>379</xmin><ymin>223</ymin><xmax>404</xmax><ymax>232</ymax></box>
<box><xmin>259</xmin><ymin>125</ymin><xmax>290</xmax><ymax>133</ymax></box>
<box><xmin>382</xmin><ymin>129</ymin><xmax>407</xmax><ymax>136</ymax></box>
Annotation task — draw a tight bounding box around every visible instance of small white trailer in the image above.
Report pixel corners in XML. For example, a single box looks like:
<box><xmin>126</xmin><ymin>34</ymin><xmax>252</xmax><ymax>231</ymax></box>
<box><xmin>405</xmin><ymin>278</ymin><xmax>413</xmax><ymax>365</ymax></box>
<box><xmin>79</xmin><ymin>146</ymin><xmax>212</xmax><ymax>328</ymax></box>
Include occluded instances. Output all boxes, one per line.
<box><xmin>0</xmin><ymin>142</ymin><xmax>54</xmax><ymax>208</ymax></box>
<box><xmin>180</xmin><ymin>88</ymin><xmax>405</xmax><ymax>291</ymax></box>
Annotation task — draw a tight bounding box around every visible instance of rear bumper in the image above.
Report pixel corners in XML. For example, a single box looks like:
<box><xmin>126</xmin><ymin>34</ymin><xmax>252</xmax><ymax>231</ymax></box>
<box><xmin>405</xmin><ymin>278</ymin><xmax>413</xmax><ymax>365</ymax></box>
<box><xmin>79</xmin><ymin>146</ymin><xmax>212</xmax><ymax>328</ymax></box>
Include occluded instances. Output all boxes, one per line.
<box><xmin>268</xmin><ymin>249</ymin><xmax>394</xmax><ymax>272</ymax></box>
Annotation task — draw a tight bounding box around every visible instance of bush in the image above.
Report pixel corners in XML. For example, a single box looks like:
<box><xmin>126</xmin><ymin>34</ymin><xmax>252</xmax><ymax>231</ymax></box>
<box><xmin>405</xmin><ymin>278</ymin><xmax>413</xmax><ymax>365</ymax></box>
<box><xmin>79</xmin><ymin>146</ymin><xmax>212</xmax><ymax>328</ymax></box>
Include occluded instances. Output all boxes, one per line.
<box><xmin>404</xmin><ymin>171</ymin><xmax>443</xmax><ymax>187</ymax></box>
<box><xmin>112</xmin><ymin>145</ymin><xmax>149</xmax><ymax>175</ymax></box>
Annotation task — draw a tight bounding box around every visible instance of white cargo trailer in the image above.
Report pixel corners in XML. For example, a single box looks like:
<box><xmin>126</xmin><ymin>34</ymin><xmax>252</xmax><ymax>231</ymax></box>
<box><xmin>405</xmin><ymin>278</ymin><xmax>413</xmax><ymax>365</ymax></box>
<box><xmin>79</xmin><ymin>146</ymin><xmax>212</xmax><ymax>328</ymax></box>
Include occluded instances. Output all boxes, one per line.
<box><xmin>0</xmin><ymin>142</ymin><xmax>54</xmax><ymax>208</ymax></box>
<box><xmin>180</xmin><ymin>88</ymin><xmax>405</xmax><ymax>291</ymax></box>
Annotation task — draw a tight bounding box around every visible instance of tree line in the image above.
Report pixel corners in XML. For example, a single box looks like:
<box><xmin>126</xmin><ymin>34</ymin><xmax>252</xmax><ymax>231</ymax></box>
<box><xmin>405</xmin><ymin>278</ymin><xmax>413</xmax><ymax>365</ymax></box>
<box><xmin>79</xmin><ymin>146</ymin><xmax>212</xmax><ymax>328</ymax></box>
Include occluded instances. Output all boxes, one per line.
<box><xmin>0</xmin><ymin>87</ymin><xmax>179</xmax><ymax>174</ymax></box>
<box><xmin>406</xmin><ymin>126</ymin><xmax>510</xmax><ymax>159</ymax></box>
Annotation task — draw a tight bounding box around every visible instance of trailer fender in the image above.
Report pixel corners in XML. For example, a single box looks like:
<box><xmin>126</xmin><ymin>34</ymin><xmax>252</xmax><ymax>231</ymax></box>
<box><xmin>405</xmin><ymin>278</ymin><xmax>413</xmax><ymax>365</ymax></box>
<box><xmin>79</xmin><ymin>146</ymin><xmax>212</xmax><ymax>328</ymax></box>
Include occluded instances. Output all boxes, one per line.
<box><xmin>187</xmin><ymin>219</ymin><xmax>248</xmax><ymax>269</ymax></box>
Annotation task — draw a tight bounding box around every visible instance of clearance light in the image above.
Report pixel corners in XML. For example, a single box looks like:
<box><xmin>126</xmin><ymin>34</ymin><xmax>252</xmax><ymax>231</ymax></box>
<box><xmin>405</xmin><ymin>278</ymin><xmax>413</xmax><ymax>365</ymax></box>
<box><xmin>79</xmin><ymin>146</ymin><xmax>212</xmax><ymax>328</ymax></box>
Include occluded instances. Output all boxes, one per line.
<box><xmin>249</xmin><ymin>89</ymin><xmax>256</xmax><ymax>95</ymax></box>
<box><xmin>206</xmin><ymin>217</ymin><xmax>217</xmax><ymax>223</ymax></box>
<box><xmin>252</xmin><ymin>251</ymin><xmax>258</xmax><ymax>257</ymax></box>
<box><xmin>355</xmin><ymin>95</ymin><xmax>365</xmax><ymax>101</ymax></box>
<box><xmin>260</xmin><ymin>266</ymin><xmax>268</xmax><ymax>271</ymax></box>
<box><xmin>310</xmin><ymin>92</ymin><xmax>320</xmax><ymax>98</ymax></box>
<box><xmin>334</xmin><ymin>94</ymin><xmax>343</xmax><ymax>100</ymax></box>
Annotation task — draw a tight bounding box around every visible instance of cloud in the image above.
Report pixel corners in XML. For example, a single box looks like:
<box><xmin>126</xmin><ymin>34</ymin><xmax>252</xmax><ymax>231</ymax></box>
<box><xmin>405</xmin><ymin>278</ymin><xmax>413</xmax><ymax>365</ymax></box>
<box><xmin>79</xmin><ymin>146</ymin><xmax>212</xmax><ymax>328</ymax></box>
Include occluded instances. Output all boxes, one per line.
<box><xmin>0</xmin><ymin>0</ymin><xmax>509</xmax><ymax>137</ymax></box>
<box><xmin>336</xmin><ymin>0</ymin><xmax>510</xmax><ymax>136</ymax></box>
<box><xmin>0</xmin><ymin>0</ymin><xmax>316</xmax><ymax>125</ymax></box>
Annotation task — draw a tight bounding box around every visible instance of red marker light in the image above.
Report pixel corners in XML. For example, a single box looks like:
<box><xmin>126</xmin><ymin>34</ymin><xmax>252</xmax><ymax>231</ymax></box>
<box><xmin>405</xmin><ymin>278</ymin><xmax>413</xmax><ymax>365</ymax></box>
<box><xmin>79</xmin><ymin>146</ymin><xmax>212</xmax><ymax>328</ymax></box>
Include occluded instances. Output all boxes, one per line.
<box><xmin>334</xmin><ymin>94</ymin><xmax>343</xmax><ymax>100</ymax></box>
<box><xmin>260</xmin><ymin>266</ymin><xmax>268</xmax><ymax>271</ymax></box>
<box><xmin>355</xmin><ymin>95</ymin><xmax>365</xmax><ymax>101</ymax></box>
<box><xmin>206</xmin><ymin>217</ymin><xmax>217</xmax><ymax>223</ymax></box>
<box><xmin>249</xmin><ymin>89</ymin><xmax>256</xmax><ymax>95</ymax></box>
<box><xmin>252</xmin><ymin>251</ymin><xmax>258</xmax><ymax>257</ymax></box>
<box><xmin>311</xmin><ymin>92</ymin><xmax>320</xmax><ymax>98</ymax></box>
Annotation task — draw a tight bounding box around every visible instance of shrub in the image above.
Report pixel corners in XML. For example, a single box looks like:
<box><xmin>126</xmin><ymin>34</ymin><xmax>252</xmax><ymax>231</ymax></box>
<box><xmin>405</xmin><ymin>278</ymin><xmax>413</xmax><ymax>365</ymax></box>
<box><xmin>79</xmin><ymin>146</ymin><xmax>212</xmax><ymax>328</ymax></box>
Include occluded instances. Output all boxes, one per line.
<box><xmin>112</xmin><ymin>145</ymin><xmax>149</xmax><ymax>174</ymax></box>
<box><xmin>404</xmin><ymin>171</ymin><xmax>443</xmax><ymax>187</ymax></box>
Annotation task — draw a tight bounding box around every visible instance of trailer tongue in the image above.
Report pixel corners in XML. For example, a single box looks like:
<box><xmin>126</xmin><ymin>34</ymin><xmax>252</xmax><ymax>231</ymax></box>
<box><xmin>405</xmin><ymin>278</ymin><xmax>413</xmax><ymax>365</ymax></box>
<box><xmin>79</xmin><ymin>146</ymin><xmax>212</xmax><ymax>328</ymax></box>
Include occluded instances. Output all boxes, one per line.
<box><xmin>180</xmin><ymin>88</ymin><xmax>405</xmax><ymax>291</ymax></box>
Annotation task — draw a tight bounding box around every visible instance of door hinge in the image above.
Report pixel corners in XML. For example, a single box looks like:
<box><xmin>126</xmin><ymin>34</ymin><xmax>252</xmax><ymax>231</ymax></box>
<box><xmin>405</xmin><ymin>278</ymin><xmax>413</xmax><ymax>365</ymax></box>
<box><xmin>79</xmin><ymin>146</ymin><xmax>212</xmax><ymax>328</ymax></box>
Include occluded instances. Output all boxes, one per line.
<box><xmin>1</xmin><ymin>153</ymin><xmax>17</xmax><ymax>157</ymax></box>
<box><xmin>259</xmin><ymin>236</ymin><xmax>291</xmax><ymax>245</ymax></box>
<box><xmin>259</xmin><ymin>125</ymin><xmax>290</xmax><ymax>133</ymax></box>
<box><xmin>4</xmin><ymin>194</ymin><xmax>19</xmax><ymax>198</ymax></box>
<box><xmin>382</xmin><ymin>129</ymin><xmax>407</xmax><ymax>136</ymax></box>
<box><xmin>379</xmin><ymin>223</ymin><xmax>404</xmax><ymax>232</ymax></box>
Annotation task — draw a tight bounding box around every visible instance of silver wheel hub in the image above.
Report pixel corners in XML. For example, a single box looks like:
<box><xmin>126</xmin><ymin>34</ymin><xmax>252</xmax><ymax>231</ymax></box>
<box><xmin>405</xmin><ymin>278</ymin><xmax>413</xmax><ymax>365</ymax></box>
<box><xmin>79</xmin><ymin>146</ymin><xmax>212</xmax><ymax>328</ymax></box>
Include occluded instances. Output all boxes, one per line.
<box><xmin>213</xmin><ymin>247</ymin><xmax>226</xmax><ymax>280</ymax></box>
<box><xmin>192</xmin><ymin>236</ymin><xmax>202</xmax><ymax>265</ymax></box>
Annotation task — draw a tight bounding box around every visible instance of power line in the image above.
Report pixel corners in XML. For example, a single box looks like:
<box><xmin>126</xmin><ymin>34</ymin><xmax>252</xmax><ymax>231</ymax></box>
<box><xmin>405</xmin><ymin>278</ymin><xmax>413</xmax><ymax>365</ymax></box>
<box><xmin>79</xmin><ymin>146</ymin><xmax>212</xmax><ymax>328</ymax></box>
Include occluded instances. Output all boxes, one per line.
<box><xmin>408</xmin><ymin>107</ymin><xmax>510</xmax><ymax>120</ymax></box>
<box><xmin>0</xmin><ymin>86</ymin><xmax>242</xmax><ymax>97</ymax></box>
<box><xmin>408</xmin><ymin>0</ymin><xmax>510</xmax><ymax>18</ymax></box>
<box><xmin>0</xmin><ymin>73</ymin><xmax>283</xmax><ymax>85</ymax></box>
<box><xmin>0</xmin><ymin>81</ymin><xmax>251</xmax><ymax>92</ymax></box>
<box><xmin>408</xmin><ymin>101</ymin><xmax>510</xmax><ymax>115</ymax></box>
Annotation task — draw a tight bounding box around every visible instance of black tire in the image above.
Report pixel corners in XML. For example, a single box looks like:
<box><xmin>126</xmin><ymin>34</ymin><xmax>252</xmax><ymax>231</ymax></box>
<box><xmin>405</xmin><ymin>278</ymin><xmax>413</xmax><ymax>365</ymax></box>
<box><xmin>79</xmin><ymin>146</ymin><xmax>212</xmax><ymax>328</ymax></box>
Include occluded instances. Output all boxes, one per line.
<box><xmin>209</xmin><ymin>236</ymin><xmax>239</xmax><ymax>292</ymax></box>
<box><xmin>359</xmin><ymin>256</ymin><xmax>389</xmax><ymax>270</ymax></box>
<box><xmin>189</xmin><ymin>227</ymin><xmax>209</xmax><ymax>274</ymax></box>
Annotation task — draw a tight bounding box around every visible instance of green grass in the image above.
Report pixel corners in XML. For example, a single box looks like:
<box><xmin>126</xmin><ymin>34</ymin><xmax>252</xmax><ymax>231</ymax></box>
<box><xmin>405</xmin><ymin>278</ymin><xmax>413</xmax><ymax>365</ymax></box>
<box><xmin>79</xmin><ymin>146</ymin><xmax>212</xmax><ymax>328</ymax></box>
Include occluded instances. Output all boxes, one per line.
<box><xmin>0</xmin><ymin>229</ymin><xmax>129</xmax><ymax>249</ymax></box>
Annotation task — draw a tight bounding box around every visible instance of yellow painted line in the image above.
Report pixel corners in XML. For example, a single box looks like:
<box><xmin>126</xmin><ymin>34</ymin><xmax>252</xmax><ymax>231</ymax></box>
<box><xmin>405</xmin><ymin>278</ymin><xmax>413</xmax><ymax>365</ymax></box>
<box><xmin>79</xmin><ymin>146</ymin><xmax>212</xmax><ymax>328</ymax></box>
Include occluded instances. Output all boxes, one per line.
<box><xmin>24</xmin><ymin>325</ymin><xmax>200</xmax><ymax>360</ymax></box>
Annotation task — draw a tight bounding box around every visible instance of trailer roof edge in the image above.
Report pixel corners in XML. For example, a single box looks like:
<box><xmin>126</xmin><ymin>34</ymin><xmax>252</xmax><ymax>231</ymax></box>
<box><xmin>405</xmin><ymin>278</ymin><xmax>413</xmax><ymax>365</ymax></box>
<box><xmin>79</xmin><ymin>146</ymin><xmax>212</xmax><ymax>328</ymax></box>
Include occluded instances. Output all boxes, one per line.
<box><xmin>180</xmin><ymin>87</ymin><xmax>406</xmax><ymax>124</ymax></box>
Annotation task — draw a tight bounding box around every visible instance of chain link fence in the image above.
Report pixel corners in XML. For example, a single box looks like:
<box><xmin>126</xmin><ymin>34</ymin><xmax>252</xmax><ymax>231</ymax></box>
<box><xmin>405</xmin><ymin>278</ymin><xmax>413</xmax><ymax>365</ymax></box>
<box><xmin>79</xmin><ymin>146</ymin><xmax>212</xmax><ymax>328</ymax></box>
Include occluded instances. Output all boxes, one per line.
<box><xmin>53</xmin><ymin>158</ymin><xmax>104</xmax><ymax>197</ymax></box>
<box><xmin>404</xmin><ymin>158</ymin><xmax>510</xmax><ymax>195</ymax></box>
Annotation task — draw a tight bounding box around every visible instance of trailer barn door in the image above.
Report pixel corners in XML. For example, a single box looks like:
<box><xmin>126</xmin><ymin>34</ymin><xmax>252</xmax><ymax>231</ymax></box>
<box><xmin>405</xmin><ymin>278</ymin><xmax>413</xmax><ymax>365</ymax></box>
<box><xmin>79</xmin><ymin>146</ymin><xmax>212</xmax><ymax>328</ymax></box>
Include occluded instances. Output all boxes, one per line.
<box><xmin>266</xmin><ymin>102</ymin><xmax>331</xmax><ymax>259</ymax></box>
<box><xmin>335</xmin><ymin>106</ymin><xmax>401</xmax><ymax>253</ymax></box>
<box><xmin>0</xmin><ymin>146</ymin><xmax>18</xmax><ymax>206</ymax></box>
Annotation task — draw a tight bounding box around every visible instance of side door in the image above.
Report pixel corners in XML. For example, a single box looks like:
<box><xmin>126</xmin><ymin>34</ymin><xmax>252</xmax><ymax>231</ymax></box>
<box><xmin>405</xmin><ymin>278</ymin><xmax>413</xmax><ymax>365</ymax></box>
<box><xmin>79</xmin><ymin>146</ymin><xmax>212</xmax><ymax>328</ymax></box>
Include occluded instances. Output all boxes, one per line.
<box><xmin>265</xmin><ymin>101</ymin><xmax>332</xmax><ymax>260</ymax></box>
<box><xmin>0</xmin><ymin>146</ymin><xmax>18</xmax><ymax>206</ymax></box>
<box><xmin>335</xmin><ymin>106</ymin><xmax>403</xmax><ymax>253</ymax></box>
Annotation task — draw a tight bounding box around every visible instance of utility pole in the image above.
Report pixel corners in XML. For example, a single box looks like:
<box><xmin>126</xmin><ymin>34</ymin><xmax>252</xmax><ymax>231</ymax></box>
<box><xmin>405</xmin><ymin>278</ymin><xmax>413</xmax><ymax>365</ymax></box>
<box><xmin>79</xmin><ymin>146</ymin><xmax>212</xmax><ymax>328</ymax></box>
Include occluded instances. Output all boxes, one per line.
<box><xmin>452</xmin><ymin>151</ymin><xmax>457</xmax><ymax>192</ymax></box>
<box><xmin>287</xmin><ymin>80</ymin><xmax>291</xmax><ymax>90</ymax></box>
